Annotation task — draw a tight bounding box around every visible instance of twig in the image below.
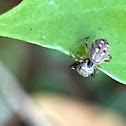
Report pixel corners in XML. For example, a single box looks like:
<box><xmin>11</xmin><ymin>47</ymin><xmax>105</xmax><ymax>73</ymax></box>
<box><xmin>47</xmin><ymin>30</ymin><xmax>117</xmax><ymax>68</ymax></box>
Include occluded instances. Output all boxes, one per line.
<box><xmin>0</xmin><ymin>60</ymin><xmax>53</xmax><ymax>126</ymax></box>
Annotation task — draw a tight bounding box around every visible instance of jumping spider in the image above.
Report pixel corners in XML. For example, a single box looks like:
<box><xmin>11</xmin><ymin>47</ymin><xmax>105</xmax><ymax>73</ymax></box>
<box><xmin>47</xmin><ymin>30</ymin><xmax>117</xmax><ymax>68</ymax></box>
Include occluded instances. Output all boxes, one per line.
<box><xmin>70</xmin><ymin>38</ymin><xmax>112</xmax><ymax>77</ymax></box>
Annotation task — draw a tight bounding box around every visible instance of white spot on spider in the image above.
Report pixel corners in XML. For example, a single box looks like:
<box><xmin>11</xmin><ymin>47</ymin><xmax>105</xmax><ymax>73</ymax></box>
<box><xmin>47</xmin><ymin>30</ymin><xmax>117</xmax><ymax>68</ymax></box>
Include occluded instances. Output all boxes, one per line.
<box><xmin>100</xmin><ymin>40</ymin><xmax>104</xmax><ymax>44</ymax></box>
<box><xmin>99</xmin><ymin>44</ymin><xmax>102</xmax><ymax>48</ymax></box>
<box><xmin>95</xmin><ymin>59</ymin><xmax>100</xmax><ymax>62</ymax></box>
<box><xmin>106</xmin><ymin>44</ymin><xmax>109</xmax><ymax>47</ymax></box>
<box><xmin>92</xmin><ymin>55</ymin><xmax>95</xmax><ymax>60</ymax></box>
<box><xmin>95</xmin><ymin>48</ymin><xmax>99</xmax><ymax>52</ymax></box>
<box><xmin>101</xmin><ymin>52</ymin><xmax>106</xmax><ymax>57</ymax></box>
<box><xmin>104</xmin><ymin>47</ymin><xmax>108</xmax><ymax>50</ymax></box>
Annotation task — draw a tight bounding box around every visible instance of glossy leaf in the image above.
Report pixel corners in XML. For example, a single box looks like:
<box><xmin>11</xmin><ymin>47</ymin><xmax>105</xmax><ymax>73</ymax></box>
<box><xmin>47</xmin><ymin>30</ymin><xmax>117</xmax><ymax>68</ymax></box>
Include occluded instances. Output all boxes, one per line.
<box><xmin>0</xmin><ymin>0</ymin><xmax>126</xmax><ymax>84</ymax></box>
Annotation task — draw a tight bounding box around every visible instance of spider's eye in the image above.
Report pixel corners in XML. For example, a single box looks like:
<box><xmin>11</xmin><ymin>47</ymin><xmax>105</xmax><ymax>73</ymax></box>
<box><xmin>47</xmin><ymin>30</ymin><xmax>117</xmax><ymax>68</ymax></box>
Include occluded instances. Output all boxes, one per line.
<box><xmin>87</xmin><ymin>60</ymin><xmax>93</xmax><ymax>68</ymax></box>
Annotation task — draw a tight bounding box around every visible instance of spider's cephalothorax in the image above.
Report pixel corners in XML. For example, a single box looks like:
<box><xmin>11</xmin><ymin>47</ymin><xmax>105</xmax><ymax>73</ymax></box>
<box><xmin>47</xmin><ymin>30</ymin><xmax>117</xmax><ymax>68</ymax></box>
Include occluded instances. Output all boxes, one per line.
<box><xmin>70</xmin><ymin>38</ymin><xmax>112</xmax><ymax>77</ymax></box>
<box><xmin>70</xmin><ymin>58</ymin><xmax>96</xmax><ymax>77</ymax></box>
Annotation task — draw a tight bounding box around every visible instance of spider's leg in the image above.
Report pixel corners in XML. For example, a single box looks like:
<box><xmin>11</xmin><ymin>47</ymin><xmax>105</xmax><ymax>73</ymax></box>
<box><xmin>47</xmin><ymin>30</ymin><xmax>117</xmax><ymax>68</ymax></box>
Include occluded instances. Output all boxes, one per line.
<box><xmin>91</xmin><ymin>72</ymin><xmax>95</xmax><ymax>78</ymax></box>
<box><xmin>91</xmin><ymin>66</ymin><xmax>99</xmax><ymax>78</ymax></box>
<box><xmin>104</xmin><ymin>54</ymin><xmax>112</xmax><ymax>62</ymax></box>
<box><xmin>70</xmin><ymin>62</ymin><xmax>80</xmax><ymax>70</ymax></box>
<box><xmin>84</xmin><ymin>36</ymin><xmax>91</xmax><ymax>54</ymax></box>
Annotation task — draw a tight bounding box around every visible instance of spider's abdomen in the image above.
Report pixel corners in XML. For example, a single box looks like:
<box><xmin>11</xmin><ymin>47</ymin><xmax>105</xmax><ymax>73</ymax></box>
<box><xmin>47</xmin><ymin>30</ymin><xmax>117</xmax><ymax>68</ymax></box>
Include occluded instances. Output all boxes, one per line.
<box><xmin>89</xmin><ymin>39</ymin><xmax>110</xmax><ymax>64</ymax></box>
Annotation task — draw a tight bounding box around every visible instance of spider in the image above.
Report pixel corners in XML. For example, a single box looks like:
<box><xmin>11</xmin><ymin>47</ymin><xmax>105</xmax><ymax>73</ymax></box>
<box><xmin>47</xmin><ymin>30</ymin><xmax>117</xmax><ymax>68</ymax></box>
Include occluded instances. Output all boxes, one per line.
<box><xmin>70</xmin><ymin>38</ymin><xmax>112</xmax><ymax>77</ymax></box>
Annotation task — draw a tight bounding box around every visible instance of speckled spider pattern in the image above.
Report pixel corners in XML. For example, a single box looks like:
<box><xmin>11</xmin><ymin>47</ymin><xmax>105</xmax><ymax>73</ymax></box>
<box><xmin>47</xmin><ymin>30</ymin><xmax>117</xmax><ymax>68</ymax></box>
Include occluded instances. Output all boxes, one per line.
<box><xmin>70</xmin><ymin>38</ymin><xmax>112</xmax><ymax>77</ymax></box>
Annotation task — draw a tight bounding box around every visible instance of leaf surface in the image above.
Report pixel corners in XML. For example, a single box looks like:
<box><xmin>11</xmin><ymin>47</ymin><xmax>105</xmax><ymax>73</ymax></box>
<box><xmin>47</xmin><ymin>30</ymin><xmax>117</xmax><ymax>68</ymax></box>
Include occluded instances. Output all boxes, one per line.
<box><xmin>0</xmin><ymin>0</ymin><xmax>126</xmax><ymax>84</ymax></box>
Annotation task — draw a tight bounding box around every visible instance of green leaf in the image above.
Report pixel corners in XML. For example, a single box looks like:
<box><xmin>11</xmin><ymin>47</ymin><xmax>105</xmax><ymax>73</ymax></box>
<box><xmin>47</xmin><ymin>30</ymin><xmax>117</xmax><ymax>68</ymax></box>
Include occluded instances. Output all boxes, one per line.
<box><xmin>0</xmin><ymin>0</ymin><xmax>126</xmax><ymax>84</ymax></box>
